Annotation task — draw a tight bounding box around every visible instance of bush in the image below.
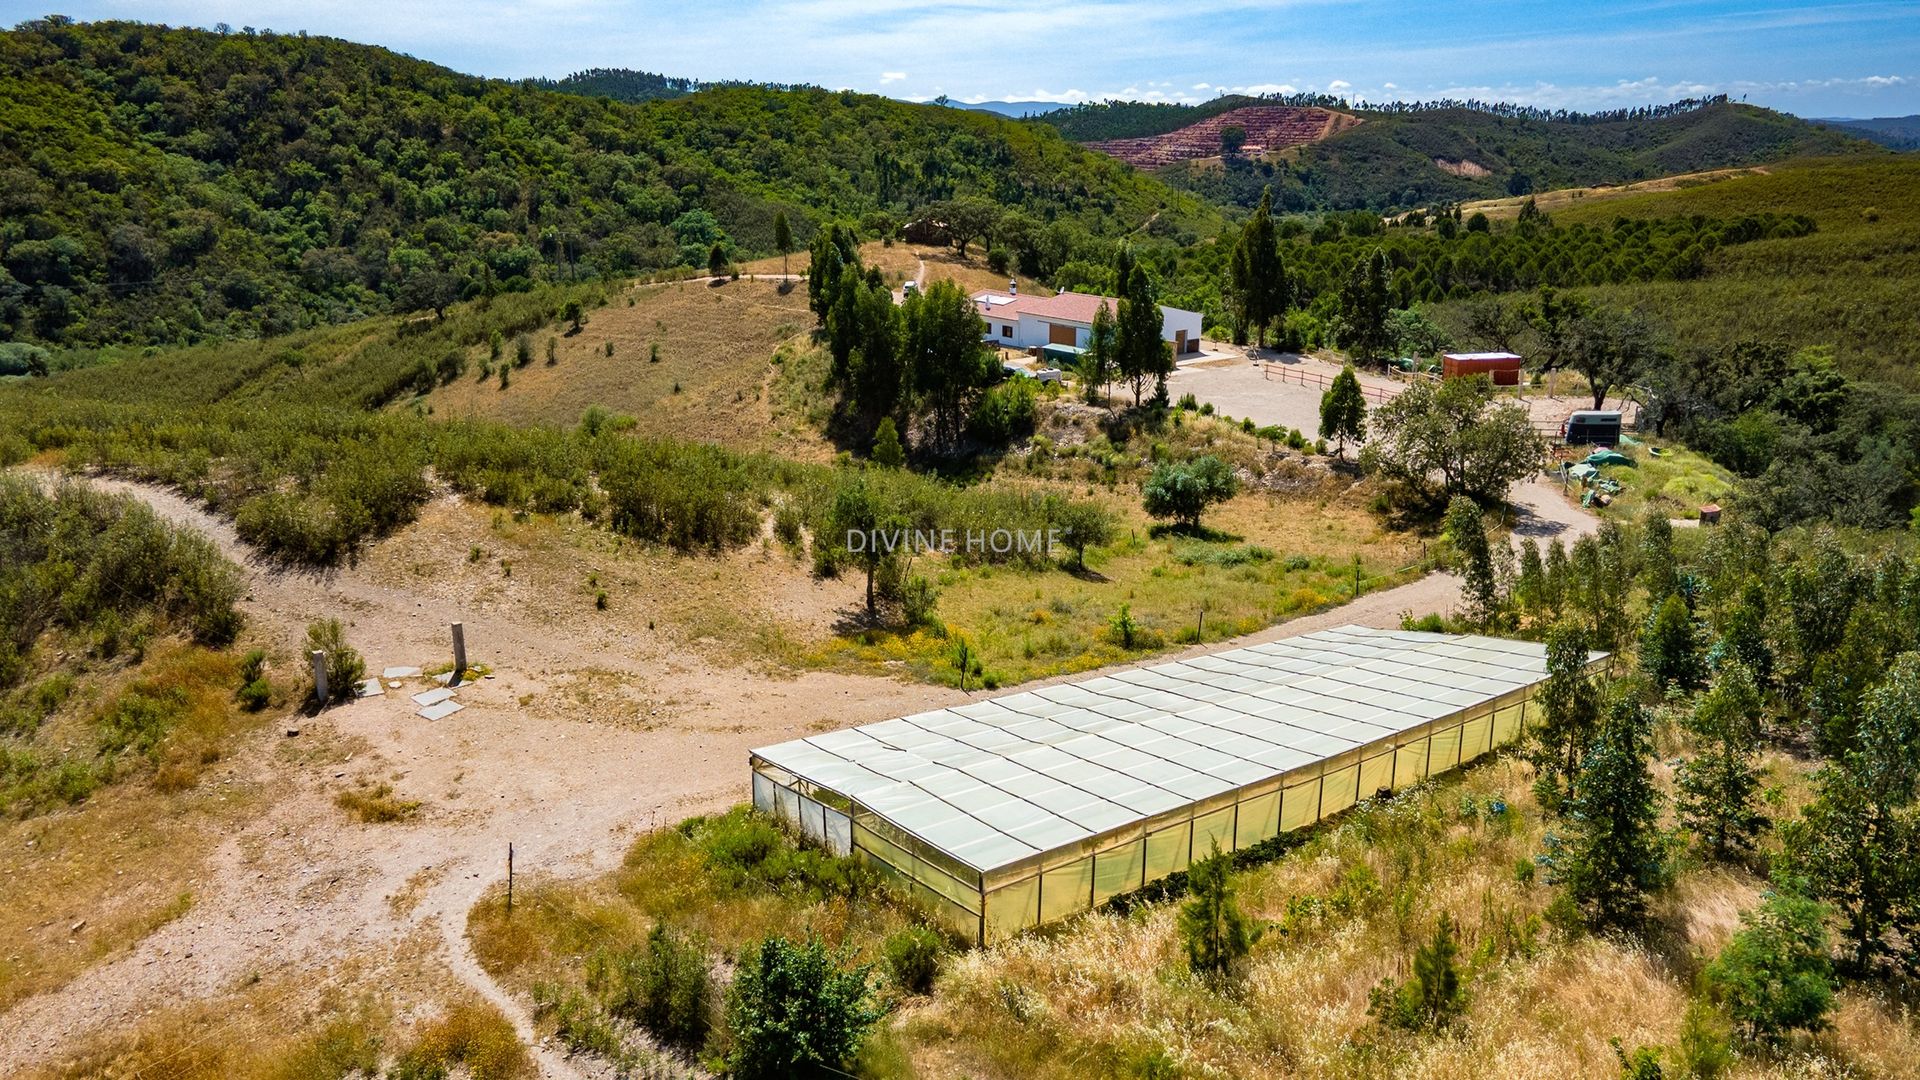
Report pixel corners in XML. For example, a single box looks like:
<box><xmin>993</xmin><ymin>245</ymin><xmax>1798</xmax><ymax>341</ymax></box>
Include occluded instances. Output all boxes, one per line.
<box><xmin>305</xmin><ymin>618</ymin><xmax>366</xmax><ymax>703</ymax></box>
<box><xmin>600</xmin><ymin>924</ymin><xmax>714</xmax><ymax>1052</ymax></box>
<box><xmin>724</xmin><ymin>934</ymin><xmax>886</xmax><ymax>1080</ymax></box>
<box><xmin>1704</xmin><ymin>886</ymin><xmax>1835</xmax><ymax>1043</ymax></box>
<box><xmin>968</xmin><ymin>378</ymin><xmax>1037</xmax><ymax>445</ymax></box>
<box><xmin>882</xmin><ymin>925</ymin><xmax>943</xmax><ymax>994</ymax></box>
<box><xmin>1142</xmin><ymin>455</ymin><xmax>1237</xmax><ymax>531</ymax></box>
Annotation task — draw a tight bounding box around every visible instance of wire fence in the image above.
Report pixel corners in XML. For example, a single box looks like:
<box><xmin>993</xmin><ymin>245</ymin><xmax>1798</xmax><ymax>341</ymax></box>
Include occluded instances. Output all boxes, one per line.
<box><xmin>1259</xmin><ymin>362</ymin><xmax>1397</xmax><ymax>403</ymax></box>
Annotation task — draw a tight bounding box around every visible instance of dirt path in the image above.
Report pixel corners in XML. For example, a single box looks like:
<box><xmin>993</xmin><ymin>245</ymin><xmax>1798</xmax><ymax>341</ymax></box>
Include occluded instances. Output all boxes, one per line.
<box><xmin>0</xmin><ymin>472</ymin><xmax>1591</xmax><ymax>1071</ymax></box>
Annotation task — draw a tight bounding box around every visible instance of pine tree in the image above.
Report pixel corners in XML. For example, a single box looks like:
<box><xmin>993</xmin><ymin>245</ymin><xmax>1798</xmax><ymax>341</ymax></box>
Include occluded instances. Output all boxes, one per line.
<box><xmin>1642</xmin><ymin>593</ymin><xmax>1703</xmax><ymax>691</ymax></box>
<box><xmin>870</xmin><ymin>417</ymin><xmax>905</xmax><ymax>468</ymax></box>
<box><xmin>1530</xmin><ymin>619</ymin><xmax>1601</xmax><ymax>808</ymax></box>
<box><xmin>1116</xmin><ymin>254</ymin><xmax>1171</xmax><ymax>407</ymax></box>
<box><xmin>1336</xmin><ymin>248</ymin><xmax>1393</xmax><ymax>364</ymax></box>
<box><xmin>1540</xmin><ymin>694</ymin><xmax>1667</xmax><ymax>929</ymax></box>
<box><xmin>773</xmin><ymin>210</ymin><xmax>793</xmax><ymax>277</ymax></box>
<box><xmin>1785</xmin><ymin>652</ymin><xmax>1920</xmax><ymax>970</ymax></box>
<box><xmin>1640</xmin><ymin>513</ymin><xmax>1678</xmax><ymax>601</ymax></box>
<box><xmin>1370</xmin><ymin>913</ymin><xmax>1470</xmax><ymax>1031</ymax></box>
<box><xmin>1318</xmin><ymin>365</ymin><xmax>1367</xmax><ymax>454</ymax></box>
<box><xmin>1718</xmin><ymin>580</ymin><xmax>1774</xmax><ymax>687</ymax></box>
<box><xmin>1077</xmin><ymin>302</ymin><xmax>1117</xmax><ymax>404</ymax></box>
<box><xmin>1543</xmin><ymin>538</ymin><xmax>1571</xmax><ymax>613</ymax></box>
<box><xmin>1178</xmin><ymin>839</ymin><xmax>1258</xmax><ymax>977</ymax></box>
<box><xmin>1229</xmin><ymin>187</ymin><xmax>1287</xmax><ymax>347</ymax></box>
<box><xmin>1677</xmin><ymin>662</ymin><xmax>1769</xmax><ymax>860</ymax></box>
<box><xmin>1444</xmin><ymin>496</ymin><xmax>1498</xmax><ymax>627</ymax></box>
<box><xmin>1515</xmin><ymin>538</ymin><xmax>1546</xmax><ymax>613</ymax></box>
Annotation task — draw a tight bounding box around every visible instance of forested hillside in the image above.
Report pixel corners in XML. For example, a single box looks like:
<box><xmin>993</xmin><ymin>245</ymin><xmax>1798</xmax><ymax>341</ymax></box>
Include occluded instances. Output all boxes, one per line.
<box><xmin>527</xmin><ymin>67</ymin><xmax>700</xmax><ymax>103</ymax></box>
<box><xmin>1046</xmin><ymin>96</ymin><xmax>1877</xmax><ymax>210</ymax></box>
<box><xmin>0</xmin><ymin>19</ymin><xmax>1215</xmax><ymax>348</ymax></box>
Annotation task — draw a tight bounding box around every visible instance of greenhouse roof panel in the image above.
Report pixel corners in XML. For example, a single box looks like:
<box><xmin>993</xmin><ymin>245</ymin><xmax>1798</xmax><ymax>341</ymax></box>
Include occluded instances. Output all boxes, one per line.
<box><xmin>752</xmin><ymin>627</ymin><xmax>1581</xmax><ymax>873</ymax></box>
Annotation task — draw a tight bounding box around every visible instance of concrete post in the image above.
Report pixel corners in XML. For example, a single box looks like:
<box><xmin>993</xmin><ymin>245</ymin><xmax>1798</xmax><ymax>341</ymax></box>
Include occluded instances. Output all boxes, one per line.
<box><xmin>310</xmin><ymin>650</ymin><xmax>328</xmax><ymax>704</ymax></box>
<box><xmin>452</xmin><ymin>622</ymin><xmax>467</xmax><ymax>679</ymax></box>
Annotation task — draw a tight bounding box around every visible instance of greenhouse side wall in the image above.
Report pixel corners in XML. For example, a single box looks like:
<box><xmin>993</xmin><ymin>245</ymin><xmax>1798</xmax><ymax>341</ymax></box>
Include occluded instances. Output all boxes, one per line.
<box><xmin>750</xmin><ymin>757</ymin><xmax>988</xmax><ymax>941</ymax></box>
<box><xmin>976</xmin><ymin>682</ymin><xmax>1541</xmax><ymax>943</ymax></box>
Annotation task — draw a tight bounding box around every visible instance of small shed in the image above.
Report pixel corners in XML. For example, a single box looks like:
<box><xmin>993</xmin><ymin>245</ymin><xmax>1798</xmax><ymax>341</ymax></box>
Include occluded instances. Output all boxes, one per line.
<box><xmin>1442</xmin><ymin>352</ymin><xmax>1523</xmax><ymax>385</ymax></box>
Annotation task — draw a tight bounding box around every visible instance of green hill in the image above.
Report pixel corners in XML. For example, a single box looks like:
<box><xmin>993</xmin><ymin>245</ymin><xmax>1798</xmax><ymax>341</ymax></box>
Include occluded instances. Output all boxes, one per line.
<box><xmin>0</xmin><ymin>19</ymin><xmax>1216</xmax><ymax>349</ymax></box>
<box><xmin>1042</xmin><ymin>97</ymin><xmax>1880</xmax><ymax>210</ymax></box>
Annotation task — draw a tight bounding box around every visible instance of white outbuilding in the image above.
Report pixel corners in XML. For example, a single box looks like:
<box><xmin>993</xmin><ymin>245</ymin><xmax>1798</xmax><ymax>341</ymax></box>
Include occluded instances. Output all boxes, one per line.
<box><xmin>972</xmin><ymin>289</ymin><xmax>1203</xmax><ymax>357</ymax></box>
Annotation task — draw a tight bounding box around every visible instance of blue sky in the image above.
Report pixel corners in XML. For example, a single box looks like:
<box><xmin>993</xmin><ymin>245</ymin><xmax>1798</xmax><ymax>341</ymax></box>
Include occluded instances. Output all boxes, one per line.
<box><xmin>9</xmin><ymin>0</ymin><xmax>1917</xmax><ymax>117</ymax></box>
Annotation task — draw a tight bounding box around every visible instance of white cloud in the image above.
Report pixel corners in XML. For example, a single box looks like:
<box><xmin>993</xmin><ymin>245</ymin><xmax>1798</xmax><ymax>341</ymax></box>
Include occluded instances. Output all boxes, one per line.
<box><xmin>1326</xmin><ymin>79</ymin><xmax>1351</xmax><ymax>92</ymax></box>
<box><xmin>880</xmin><ymin>71</ymin><xmax>906</xmax><ymax>83</ymax></box>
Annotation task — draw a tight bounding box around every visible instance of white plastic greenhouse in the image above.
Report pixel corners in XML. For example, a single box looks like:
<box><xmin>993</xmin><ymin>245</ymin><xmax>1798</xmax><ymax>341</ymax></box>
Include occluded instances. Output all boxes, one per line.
<box><xmin>749</xmin><ymin>625</ymin><xmax>1602</xmax><ymax>944</ymax></box>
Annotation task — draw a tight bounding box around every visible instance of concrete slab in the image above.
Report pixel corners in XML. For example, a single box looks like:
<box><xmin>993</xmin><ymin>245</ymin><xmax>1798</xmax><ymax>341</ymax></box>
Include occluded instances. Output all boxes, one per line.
<box><xmin>411</xmin><ymin>687</ymin><xmax>456</xmax><ymax>707</ymax></box>
<box><xmin>382</xmin><ymin>666</ymin><xmax>423</xmax><ymax>679</ymax></box>
<box><xmin>355</xmin><ymin>679</ymin><xmax>384</xmax><ymax>698</ymax></box>
<box><xmin>434</xmin><ymin>671</ymin><xmax>473</xmax><ymax>688</ymax></box>
<box><xmin>418</xmin><ymin>700</ymin><xmax>465</xmax><ymax>721</ymax></box>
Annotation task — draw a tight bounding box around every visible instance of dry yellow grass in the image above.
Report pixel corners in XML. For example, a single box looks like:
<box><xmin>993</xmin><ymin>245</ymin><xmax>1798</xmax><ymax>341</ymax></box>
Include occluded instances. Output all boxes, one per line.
<box><xmin>426</xmin><ymin>278</ymin><xmax>822</xmax><ymax>455</ymax></box>
<box><xmin>0</xmin><ymin>640</ymin><xmax>270</xmax><ymax>1012</ymax></box>
<box><xmin>739</xmin><ymin>240</ymin><xmax>1056</xmax><ymax>298</ymax></box>
<box><xmin>1457</xmin><ymin>166</ymin><xmax>1773</xmax><ymax>221</ymax></box>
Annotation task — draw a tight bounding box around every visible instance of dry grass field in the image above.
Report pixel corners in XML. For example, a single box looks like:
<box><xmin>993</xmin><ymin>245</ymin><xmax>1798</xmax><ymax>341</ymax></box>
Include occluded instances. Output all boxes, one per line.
<box><xmin>469</xmin><ymin>743</ymin><xmax>1920</xmax><ymax>1080</ymax></box>
<box><xmin>426</xmin><ymin>279</ymin><xmax>824</xmax><ymax>456</ymax></box>
<box><xmin>739</xmin><ymin>240</ymin><xmax>1056</xmax><ymax>298</ymax></box>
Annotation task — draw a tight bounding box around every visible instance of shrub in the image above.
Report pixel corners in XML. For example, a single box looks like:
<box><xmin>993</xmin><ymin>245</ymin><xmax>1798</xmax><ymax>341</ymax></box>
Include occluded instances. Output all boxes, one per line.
<box><xmin>389</xmin><ymin>1002</ymin><xmax>531</xmax><ymax>1080</ymax></box>
<box><xmin>1704</xmin><ymin>885</ymin><xmax>1835</xmax><ymax>1043</ymax></box>
<box><xmin>882</xmin><ymin>925</ymin><xmax>943</xmax><ymax>994</ymax></box>
<box><xmin>305</xmin><ymin>618</ymin><xmax>365</xmax><ymax>703</ymax></box>
<box><xmin>514</xmin><ymin>334</ymin><xmax>533</xmax><ymax>366</ymax></box>
<box><xmin>336</xmin><ymin>782</ymin><xmax>421</xmax><ymax>822</ymax></box>
<box><xmin>724</xmin><ymin>934</ymin><xmax>885</xmax><ymax>1080</ymax></box>
<box><xmin>1107</xmin><ymin>603</ymin><xmax>1142</xmax><ymax>649</ymax></box>
<box><xmin>600</xmin><ymin>924</ymin><xmax>714</xmax><ymax>1052</ymax></box>
<box><xmin>1142</xmin><ymin>455</ymin><xmax>1237</xmax><ymax>531</ymax></box>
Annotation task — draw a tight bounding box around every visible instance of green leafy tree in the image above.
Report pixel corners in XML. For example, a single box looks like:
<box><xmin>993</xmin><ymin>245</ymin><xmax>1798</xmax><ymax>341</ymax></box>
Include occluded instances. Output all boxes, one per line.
<box><xmin>870</xmin><ymin>417</ymin><xmax>905</xmax><ymax>467</ymax></box>
<box><xmin>1641</xmin><ymin>593</ymin><xmax>1704</xmax><ymax>691</ymax></box>
<box><xmin>828</xmin><ymin>474</ymin><xmax>901</xmax><ymax>618</ymax></box>
<box><xmin>1570</xmin><ymin>305</ymin><xmax>1658</xmax><ymax>410</ymax></box>
<box><xmin>1705</xmin><ymin>885</ymin><xmax>1836</xmax><ymax>1043</ymax></box>
<box><xmin>707</xmin><ymin>242</ymin><xmax>729</xmax><ymax>278</ymax></box>
<box><xmin>1055</xmin><ymin>499</ymin><xmax>1115</xmax><ymax>570</ymax></box>
<box><xmin>1785</xmin><ymin>651</ymin><xmax>1920</xmax><ymax>971</ymax></box>
<box><xmin>1318</xmin><ymin>365</ymin><xmax>1367</xmax><ymax>454</ymax></box>
<box><xmin>1539</xmin><ymin>693</ymin><xmax>1667</xmax><ymax>929</ymax></box>
<box><xmin>1178</xmin><ymin>840</ymin><xmax>1259</xmax><ymax>977</ymax></box>
<box><xmin>563</xmin><ymin>298</ymin><xmax>584</xmax><ymax>332</ymax></box>
<box><xmin>1530</xmin><ymin>619</ymin><xmax>1602</xmax><ymax>808</ymax></box>
<box><xmin>773</xmin><ymin>210</ymin><xmax>793</xmax><ymax>277</ymax></box>
<box><xmin>903</xmin><ymin>279</ymin><xmax>997</xmax><ymax>450</ymax></box>
<box><xmin>724</xmin><ymin>934</ymin><xmax>885</xmax><ymax>1080</ymax></box>
<box><xmin>1385</xmin><ymin>307</ymin><xmax>1451</xmax><ymax>358</ymax></box>
<box><xmin>936</xmin><ymin>195</ymin><xmax>1001</xmax><ymax>259</ymax></box>
<box><xmin>1523</xmin><ymin>286</ymin><xmax>1590</xmax><ymax>378</ymax></box>
<box><xmin>1677</xmin><ymin>662</ymin><xmax>1769</xmax><ymax>860</ymax></box>
<box><xmin>1369</xmin><ymin>913</ymin><xmax>1469</xmax><ymax>1031</ymax></box>
<box><xmin>1718</xmin><ymin>581</ymin><xmax>1774</xmax><ymax>687</ymax></box>
<box><xmin>1359</xmin><ymin>375</ymin><xmax>1543</xmax><ymax>513</ymax></box>
<box><xmin>1336</xmin><ymin>248</ymin><xmax>1393</xmax><ymax>364</ymax></box>
<box><xmin>1142</xmin><ymin>455</ymin><xmax>1238</xmax><ymax>531</ymax></box>
<box><xmin>1444</xmin><ymin>496</ymin><xmax>1499</xmax><ymax>627</ymax></box>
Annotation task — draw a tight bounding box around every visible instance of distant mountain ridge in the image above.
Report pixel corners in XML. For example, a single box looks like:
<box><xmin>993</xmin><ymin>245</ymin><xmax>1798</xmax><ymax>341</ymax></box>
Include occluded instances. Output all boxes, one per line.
<box><xmin>1819</xmin><ymin>115</ymin><xmax>1920</xmax><ymax>151</ymax></box>
<box><xmin>1038</xmin><ymin>95</ymin><xmax>1882</xmax><ymax>210</ymax></box>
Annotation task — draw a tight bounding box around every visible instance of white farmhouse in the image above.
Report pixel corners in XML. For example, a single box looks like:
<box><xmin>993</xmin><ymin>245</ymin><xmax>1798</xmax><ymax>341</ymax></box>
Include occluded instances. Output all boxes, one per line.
<box><xmin>971</xmin><ymin>288</ymin><xmax>1203</xmax><ymax>359</ymax></box>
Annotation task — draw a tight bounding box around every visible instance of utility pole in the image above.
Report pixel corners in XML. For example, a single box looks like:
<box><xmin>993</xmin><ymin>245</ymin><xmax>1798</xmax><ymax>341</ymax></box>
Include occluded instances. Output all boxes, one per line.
<box><xmin>506</xmin><ymin>842</ymin><xmax>514</xmax><ymax>916</ymax></box>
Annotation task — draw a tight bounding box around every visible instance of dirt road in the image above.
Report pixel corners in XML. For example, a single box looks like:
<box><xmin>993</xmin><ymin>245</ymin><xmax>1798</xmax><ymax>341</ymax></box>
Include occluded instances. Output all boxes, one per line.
<box><xmin>0</xmin><ymin>472</ymin><xmax>1592</xmax><ymax>1072</ymax></box>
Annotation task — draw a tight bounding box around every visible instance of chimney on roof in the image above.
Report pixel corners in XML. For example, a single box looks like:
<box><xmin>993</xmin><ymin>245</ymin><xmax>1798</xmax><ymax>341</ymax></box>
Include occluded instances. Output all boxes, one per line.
<box><xmin>1009</xmin><ymin>279</ymin><xmax>1017</xmax><ymax>296</ymax></box>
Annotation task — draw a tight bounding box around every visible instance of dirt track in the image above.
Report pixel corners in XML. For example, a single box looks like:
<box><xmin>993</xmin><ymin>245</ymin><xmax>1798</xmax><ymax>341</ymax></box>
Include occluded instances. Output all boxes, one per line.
<box><xmin>0</xmin><ymin>472</ymin><xmax>1594</xmax><ymax>1074</ymax></box>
